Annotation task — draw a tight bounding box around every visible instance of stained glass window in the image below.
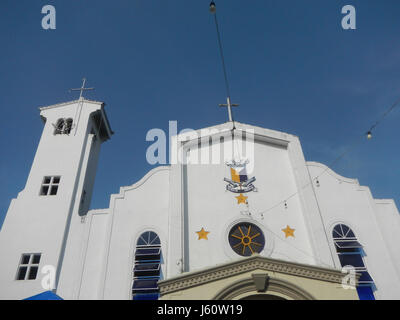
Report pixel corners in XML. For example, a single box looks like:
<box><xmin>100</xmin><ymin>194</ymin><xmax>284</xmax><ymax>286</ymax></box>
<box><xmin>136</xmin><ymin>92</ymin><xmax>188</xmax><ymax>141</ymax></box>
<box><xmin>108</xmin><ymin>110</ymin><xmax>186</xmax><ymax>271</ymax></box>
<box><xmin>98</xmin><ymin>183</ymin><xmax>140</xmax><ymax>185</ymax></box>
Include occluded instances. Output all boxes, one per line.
<box><xmin>228</xmin><ymin>222</ymin><xmax>265</xmax><ymax>257</ymax></box>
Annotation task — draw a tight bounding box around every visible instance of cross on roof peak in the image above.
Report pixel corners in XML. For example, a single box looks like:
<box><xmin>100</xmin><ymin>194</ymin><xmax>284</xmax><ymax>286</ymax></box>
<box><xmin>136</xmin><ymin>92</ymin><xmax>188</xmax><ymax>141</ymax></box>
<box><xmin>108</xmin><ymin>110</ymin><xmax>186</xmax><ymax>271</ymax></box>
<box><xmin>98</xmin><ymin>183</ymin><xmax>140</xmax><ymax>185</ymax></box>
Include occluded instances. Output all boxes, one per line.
<box><xmin>219</xmin><ymin>96</ymin><xmax>239</xmax><ymax>122</ymax></box>
<box><xmin>70</xmin><ymin>78</ymin><xmax>94</xmax><ymax>99</ymax></box>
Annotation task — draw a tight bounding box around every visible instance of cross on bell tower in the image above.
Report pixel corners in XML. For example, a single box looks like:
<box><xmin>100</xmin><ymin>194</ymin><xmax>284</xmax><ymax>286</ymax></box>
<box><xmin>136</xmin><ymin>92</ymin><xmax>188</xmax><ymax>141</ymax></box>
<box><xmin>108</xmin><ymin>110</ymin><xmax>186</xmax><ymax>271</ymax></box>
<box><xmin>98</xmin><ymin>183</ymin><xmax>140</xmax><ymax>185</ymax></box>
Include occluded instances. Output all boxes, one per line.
<box><xmin>70</xmin><ymin>78</ymin><xmax>94</xmax><ymax>99</ymax></box>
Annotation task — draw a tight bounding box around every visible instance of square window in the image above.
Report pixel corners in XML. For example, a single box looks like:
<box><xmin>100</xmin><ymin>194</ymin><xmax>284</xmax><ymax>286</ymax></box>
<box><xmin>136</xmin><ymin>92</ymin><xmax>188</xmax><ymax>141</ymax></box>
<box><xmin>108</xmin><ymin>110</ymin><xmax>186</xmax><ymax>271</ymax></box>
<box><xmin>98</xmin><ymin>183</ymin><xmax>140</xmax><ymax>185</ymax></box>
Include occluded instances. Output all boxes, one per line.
<box><xmin>43</xmin><ymin>177</ymin><xmax>51</xmax><ymax>184</ymax></box>
<box><xmin>32</xmin><ymin>254</ymin><xmax>41</xmax><ymax>264</ymax></box>
<box><xmin>28</xmin><ymin>266</ymin><xmax>38</xmax><ymax>280</ymax></box>
<box><xmin>16</xmin><ymin>253</ymin><xmax>41</xmax><ymax>281</ymax></box>
<box><xmin>40</xmin><ymin>185</ymin><xmax>49</xmax><ymax>196</ymax></box>
<box><xmin>21</xmin><ymin>254</ymin><xmax>31</xmax><ymax>265</ymax></box>
<box><xmin>50</xmin><ymin>185</ymin><xmax>58</xmax><ymax>196</ymax></box>
<box><xmin>17</xmin><ymin>267</ymin><xmax>27</xmax><ymax>280</ymax></box>
<box><xmin>40</xmin><ymin>176</ymin><xmax>61</xmax><ymax>196</ymax></box>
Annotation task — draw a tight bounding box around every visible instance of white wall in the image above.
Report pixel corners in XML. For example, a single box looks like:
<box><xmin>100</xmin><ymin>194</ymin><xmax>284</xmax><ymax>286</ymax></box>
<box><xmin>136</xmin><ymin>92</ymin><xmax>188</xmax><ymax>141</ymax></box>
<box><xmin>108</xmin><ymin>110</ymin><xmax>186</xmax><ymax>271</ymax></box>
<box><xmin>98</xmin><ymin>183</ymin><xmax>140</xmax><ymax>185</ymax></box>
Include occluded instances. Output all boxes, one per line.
<box><xmin>374</xmin><ymin>199</ymin><xmax>400</xmax><ymax>279</ymax></box>
<box><xmin>307</xmin><ymin>162</ymin><xmax>400</xmax><ymax>299</ymax></box>
<box><xmin>79</xmin><ymin>210</ymin><xmax>110</xmax><ymax>299</ymax></box>
<box><xmin>101</xmin><ymin>167</ymin><xmax>170</xmax><ymax>300</ymax></box>
<box><xmin>183</xmin><ymin>135</ymin><xmax>316</xmax><ymax>272</ymax></box>
<box><xmin>0</xmin><ymin>99</ymin><xmax>110</xmax><ymax>300</ymax></box>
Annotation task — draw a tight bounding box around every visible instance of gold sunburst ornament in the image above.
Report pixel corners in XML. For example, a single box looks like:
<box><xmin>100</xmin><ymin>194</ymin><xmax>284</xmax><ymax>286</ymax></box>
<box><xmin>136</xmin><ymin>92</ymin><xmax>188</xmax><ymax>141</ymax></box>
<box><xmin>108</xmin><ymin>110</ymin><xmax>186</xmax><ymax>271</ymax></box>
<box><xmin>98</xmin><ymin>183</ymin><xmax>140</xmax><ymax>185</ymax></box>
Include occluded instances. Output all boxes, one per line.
<box><xmin>228</xmin><ymin>223</ymin><xmax>265</xmax><ymax>256</ymax></box>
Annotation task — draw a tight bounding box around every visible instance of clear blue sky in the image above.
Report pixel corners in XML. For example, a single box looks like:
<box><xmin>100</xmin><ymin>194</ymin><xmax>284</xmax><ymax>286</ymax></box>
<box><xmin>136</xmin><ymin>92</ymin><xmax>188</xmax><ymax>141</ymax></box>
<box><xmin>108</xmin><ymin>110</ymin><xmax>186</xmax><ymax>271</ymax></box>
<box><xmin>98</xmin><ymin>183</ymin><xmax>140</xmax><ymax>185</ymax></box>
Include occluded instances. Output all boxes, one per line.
<box><xmin>0</xmin><ymin>0</ymin><xmax>399</xmax><ymax>227</ymax></box>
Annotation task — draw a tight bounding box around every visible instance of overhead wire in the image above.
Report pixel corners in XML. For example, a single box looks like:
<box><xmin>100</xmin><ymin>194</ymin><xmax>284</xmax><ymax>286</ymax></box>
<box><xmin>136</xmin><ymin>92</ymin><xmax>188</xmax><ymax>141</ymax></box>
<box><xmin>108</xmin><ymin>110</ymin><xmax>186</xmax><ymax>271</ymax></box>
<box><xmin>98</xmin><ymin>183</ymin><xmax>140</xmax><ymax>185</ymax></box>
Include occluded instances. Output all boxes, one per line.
<box><xmin>207</xmin><ymin>1</ymin><xmax>400</xmax><ymax>267</ymax></box>
<box><xmin>257</xmin><ymin>96</ymin><xmax>400</xmax><ymax>218</ymax></box>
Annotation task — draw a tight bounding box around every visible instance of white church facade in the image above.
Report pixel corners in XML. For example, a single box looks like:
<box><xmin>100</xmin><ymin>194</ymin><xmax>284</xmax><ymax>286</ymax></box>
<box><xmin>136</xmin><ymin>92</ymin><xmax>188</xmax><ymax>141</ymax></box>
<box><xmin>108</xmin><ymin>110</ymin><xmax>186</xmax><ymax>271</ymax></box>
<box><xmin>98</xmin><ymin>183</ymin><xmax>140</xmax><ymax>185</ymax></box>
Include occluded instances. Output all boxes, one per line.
<box><xmin>0</xmin><ymin>97</ymin><xmax>399</xmax><ymax>300</ymax></box>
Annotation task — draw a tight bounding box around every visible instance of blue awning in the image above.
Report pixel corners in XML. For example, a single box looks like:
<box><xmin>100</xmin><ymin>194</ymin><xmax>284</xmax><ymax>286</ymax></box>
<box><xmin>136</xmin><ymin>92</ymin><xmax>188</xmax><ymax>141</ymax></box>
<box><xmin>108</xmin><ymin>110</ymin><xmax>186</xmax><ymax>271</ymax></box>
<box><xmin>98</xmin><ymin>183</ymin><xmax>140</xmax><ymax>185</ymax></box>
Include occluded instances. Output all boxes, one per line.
<box><xmin>24</xmin><ymin>291</ymin><xmax>63</xmax><ymax>300</ymax></box>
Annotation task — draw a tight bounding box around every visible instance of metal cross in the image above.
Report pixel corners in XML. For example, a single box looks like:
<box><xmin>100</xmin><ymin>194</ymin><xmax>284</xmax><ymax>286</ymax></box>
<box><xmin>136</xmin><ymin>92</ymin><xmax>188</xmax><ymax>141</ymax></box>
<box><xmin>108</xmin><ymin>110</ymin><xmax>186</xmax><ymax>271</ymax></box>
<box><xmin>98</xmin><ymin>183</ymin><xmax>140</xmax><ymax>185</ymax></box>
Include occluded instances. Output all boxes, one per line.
<box><xmin>70</xmin><ymin>78</ymin><xmax>94</xmax><ymax>99</ymax></box>
<box><xmin>219</xmin><ymin>96</ymin><xmax>239</xmax><ymax>122</ymax></box>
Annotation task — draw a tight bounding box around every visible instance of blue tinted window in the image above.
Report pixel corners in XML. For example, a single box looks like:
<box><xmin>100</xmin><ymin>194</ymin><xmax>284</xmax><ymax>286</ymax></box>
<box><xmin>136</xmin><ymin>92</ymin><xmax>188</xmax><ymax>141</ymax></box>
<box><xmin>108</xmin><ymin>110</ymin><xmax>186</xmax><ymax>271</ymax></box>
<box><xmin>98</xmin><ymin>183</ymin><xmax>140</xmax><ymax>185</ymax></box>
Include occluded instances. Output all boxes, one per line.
<box><xmin>333</xmin><ymin>224</ymin><xmax>356</xmax><ymax>239</ymax></box>
<box><xmin>335</xmin><ymin>240</ymin><xmax>362</xmax><ymax>249</ymax></box>
<box><xmin>333</xmin><ymin>224</ymin><xmax>375</xmax><ymax>300</ymax></box>
<box><xmin>132</xmin><ymin>231</ymin><xmax>161</xmax><ymax>300</ymax></box>
<box><xmin>132</xmin><ymin>279</ymin><xmax>159</xmax><ymax>291</ymax></box>
<box><xmin>358</xmin><ymin>271</ymin><xmax>374</xmax><ymax>284</ymax></box>
<box><xmin>338</xmin><ymin>253</ymin><xmax>365</xmax><ymax>268</ymax></box>
<box><xmin>357</xmin><ymin>286</ymin><xmax>375</xmax><ymax>300</ymax></box>
<box><xmin>137</xmin><ymin>231</ymin><xmax>160</xmax><ymax>246</ymax></box>
<box><xmin>133</xmin><ymin>293</ymin><xmax>159</xmax><ymax>300</ymax></box>
<box><xmin>134</xmin><ymin>263</ymin><xmax>160</xmax><ymax>277</ymax></box>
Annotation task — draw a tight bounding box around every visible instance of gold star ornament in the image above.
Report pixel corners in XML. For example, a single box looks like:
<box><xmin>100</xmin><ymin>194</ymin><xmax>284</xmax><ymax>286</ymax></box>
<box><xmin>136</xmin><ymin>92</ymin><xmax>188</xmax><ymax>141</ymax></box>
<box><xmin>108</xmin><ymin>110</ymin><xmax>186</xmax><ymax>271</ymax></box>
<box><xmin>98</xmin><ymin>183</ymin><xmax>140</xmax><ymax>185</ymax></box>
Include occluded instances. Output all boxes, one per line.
<box><xmin>282</xmin><ymin>225</ymin><xmax>295</xmax><ymax>238</ymax></box>
<box><xmin>196</xmin><ymin>228</ymin><xmax>210</xmax><ymax>240</ymax></box>
<box><xmin>235</xmin><ymin>193</ymin><xmax>248</xmax><ymax>204</ymax></box>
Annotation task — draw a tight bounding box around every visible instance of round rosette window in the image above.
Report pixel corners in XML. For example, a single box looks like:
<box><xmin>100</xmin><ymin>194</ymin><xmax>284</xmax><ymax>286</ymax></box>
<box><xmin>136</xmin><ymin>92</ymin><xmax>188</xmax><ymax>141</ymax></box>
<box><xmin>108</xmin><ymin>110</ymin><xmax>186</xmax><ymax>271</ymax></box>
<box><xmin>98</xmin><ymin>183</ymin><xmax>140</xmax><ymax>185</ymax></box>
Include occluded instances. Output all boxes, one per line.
<box><xmin>228</xmin><ymin>222</ymin><xmax>265</xmax><ymax>256</ymax></box>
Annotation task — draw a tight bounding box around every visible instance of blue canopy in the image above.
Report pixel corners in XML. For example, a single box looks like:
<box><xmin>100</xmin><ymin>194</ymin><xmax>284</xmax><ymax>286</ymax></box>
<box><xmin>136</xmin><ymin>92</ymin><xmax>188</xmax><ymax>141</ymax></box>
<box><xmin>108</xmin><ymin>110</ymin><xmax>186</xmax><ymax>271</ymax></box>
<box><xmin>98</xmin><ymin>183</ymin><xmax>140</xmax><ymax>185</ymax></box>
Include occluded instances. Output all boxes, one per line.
<box><xmin>24</xmin><ymin>291</ymin><xmax>63</xmax><ymax>300</ymax></box>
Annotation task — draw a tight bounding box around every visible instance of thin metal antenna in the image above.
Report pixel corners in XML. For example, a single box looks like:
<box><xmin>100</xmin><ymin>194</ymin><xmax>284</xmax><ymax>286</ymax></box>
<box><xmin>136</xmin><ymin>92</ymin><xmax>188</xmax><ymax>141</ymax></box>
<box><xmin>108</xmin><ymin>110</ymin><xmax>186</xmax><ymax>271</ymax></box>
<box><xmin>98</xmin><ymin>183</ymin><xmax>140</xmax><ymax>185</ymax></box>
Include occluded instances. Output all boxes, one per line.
<box><xmin>210</xmin><ymin>1</ymin><xmax>239</xmax><ymax>123</ymax></box>
<box><xmin>70</xmin><ymin>78</ymin><xmax>94</xmax><ymax>99</ymax></box>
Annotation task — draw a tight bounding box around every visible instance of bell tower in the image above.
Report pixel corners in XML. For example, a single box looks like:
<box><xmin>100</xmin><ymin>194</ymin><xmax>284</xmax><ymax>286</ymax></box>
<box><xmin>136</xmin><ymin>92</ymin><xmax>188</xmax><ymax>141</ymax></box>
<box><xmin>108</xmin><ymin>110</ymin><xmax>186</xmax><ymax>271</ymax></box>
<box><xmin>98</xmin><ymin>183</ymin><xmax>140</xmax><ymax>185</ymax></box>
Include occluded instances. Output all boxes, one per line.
<box><xmin>0</xmin><ymin>91</ymin><xmax>113</xmax><ymax>299</ymax></box>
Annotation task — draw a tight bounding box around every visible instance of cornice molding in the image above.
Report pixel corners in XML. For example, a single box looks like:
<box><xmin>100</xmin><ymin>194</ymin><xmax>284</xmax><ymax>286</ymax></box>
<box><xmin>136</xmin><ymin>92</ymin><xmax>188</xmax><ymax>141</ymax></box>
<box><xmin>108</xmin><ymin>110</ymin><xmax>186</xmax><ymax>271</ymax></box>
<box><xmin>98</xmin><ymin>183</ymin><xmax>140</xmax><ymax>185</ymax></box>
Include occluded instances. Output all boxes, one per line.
<box><xmin>175</xmin><ymin>121</ymin><xmax>295</xmax><ymax>148</ymax></box>
<box><xmin>113</xmin><ymin>166</ymin><xmax>171</xmax><ymax>199</ymax></box>
<box><xmin>39</xmin><ymin>98</ymin><xmax>104</xmax><ymax>111</ymax></box>
<box><xmin>306</xmin><ymin>161</ymin><xmax>359</xmax><ymax>185</ymax></box>
<box><xmin>159</xmin><ymin>255</ymin><xmax>347</xmax><ymax>296</ymax></box>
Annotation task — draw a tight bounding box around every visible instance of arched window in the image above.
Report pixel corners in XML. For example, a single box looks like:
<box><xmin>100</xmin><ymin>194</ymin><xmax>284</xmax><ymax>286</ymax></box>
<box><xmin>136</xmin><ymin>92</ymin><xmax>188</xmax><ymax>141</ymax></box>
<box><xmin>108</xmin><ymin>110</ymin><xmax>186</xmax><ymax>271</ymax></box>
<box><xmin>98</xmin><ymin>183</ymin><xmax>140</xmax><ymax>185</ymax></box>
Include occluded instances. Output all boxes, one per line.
<box><xmin>332</xmin><ymin>224</ymin><xmax>375</xmax><ymax>300</ymax></box>
<box><xmin>54</xmin><ymin>119</ymin><xmax>65</xmax><ymax>135</ymax></box>
<box><xmin>132</xmin><ymin>231</ymin><xmax>162</xmax><ymax>300</ymax></box>
<box><xmin>64</xmin><ymin>118</ymin><xmax>73</xmax><ymax>134</ymax></box>
<box><xmin>53</xmin><ymin>118</ymin><xmax>73</xmax><ymax>135</ymax></box>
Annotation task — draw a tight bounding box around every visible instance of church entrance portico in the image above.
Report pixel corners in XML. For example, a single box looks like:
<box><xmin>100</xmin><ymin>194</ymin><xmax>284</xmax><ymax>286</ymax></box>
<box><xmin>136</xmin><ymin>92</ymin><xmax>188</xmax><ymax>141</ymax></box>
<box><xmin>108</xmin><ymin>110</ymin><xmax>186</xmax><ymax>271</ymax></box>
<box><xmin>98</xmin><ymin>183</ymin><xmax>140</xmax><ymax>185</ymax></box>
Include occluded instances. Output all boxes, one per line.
<box><xmin>158</xmin><ymin>255</ymin><xmax>359</xmax><ymax>300</ymax></box>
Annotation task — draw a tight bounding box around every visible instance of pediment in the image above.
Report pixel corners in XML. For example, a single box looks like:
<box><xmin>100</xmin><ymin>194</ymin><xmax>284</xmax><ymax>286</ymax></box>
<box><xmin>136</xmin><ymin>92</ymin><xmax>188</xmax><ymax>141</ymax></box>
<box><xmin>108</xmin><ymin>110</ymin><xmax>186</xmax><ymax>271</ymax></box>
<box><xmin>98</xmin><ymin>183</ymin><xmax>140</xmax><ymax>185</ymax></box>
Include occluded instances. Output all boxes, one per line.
<box><xmin>158</xmin><ymin>255</ymin><xmax>347</xmax><ymax>296</ymax></box>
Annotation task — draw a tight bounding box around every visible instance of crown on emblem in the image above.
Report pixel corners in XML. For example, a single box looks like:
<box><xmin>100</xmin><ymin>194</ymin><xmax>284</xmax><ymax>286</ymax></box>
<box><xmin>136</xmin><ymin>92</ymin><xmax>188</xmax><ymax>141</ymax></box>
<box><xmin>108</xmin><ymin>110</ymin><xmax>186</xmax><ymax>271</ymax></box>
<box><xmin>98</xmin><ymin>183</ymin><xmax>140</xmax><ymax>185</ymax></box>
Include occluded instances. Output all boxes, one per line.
<box><xmin>225</xmin><ymin>159</ymin><xmax>249</xmax><ymax>168</ymax></box>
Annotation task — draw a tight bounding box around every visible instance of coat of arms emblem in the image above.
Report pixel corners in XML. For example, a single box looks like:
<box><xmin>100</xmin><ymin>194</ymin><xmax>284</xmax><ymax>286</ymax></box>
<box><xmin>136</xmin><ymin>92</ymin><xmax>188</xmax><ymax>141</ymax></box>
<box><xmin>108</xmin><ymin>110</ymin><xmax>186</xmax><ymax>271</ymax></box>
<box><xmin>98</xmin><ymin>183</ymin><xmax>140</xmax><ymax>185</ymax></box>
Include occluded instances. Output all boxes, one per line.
<box><xmin>224</xmin><ymin>160</ymin><xmax>256</xmax><ymax>193</ymax></box>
